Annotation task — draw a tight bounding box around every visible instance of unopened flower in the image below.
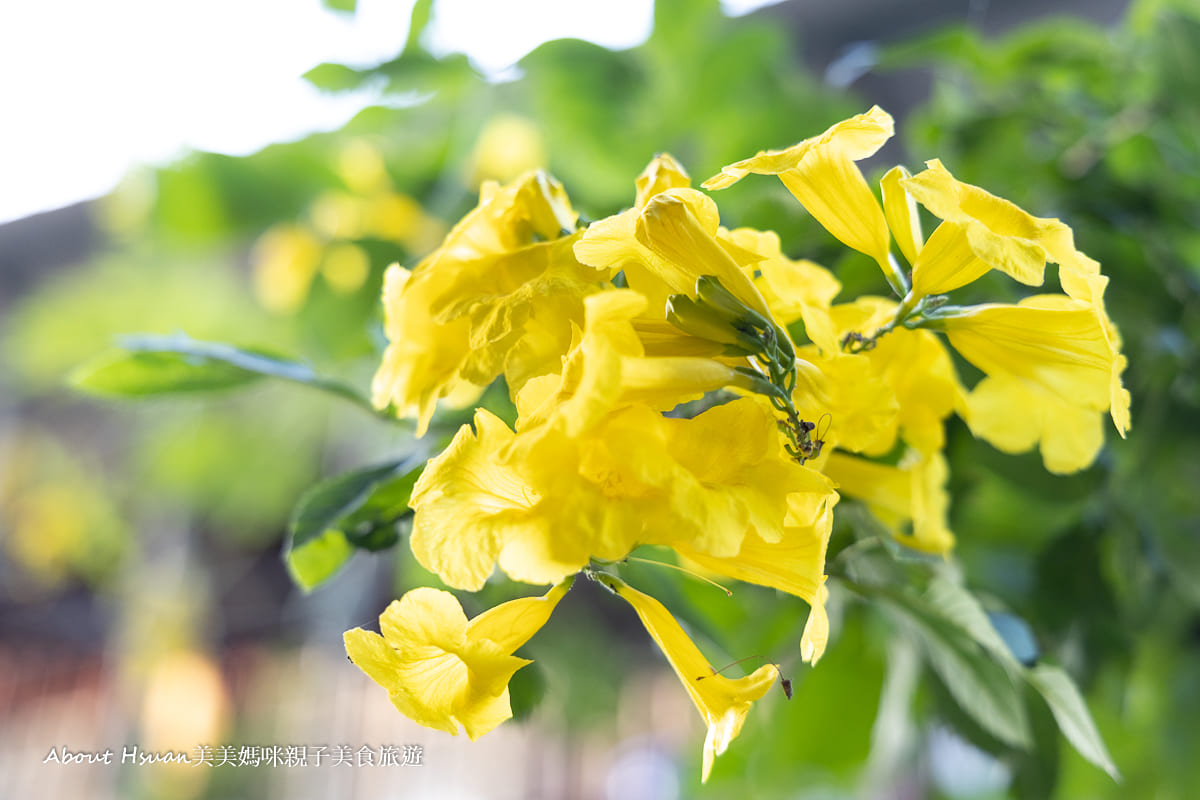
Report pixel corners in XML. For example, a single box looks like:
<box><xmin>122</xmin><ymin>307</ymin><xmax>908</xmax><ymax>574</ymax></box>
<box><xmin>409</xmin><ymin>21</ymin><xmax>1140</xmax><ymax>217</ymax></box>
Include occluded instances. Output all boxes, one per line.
<box><xmin>596</xmin><ymin>574</ymin><xmax>780</xmax><ymax>782</ymax></box>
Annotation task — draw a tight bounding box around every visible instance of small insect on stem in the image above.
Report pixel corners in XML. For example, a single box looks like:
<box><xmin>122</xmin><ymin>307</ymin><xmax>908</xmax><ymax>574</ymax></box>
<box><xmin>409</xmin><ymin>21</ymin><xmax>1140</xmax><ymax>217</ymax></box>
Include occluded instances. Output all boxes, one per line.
<box><xmin>696</xmin><ymin>656</ymin><xmax>793</xmax><ymax>699</ymax></box>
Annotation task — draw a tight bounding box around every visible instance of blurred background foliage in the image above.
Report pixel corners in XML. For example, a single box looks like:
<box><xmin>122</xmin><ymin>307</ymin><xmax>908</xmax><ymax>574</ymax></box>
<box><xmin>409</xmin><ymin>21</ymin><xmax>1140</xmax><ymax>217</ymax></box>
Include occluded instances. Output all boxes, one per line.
<box><xmin>1</xmin><ymin>0</ymin><xmax>1197</xmax><ymax>797</ymax></box>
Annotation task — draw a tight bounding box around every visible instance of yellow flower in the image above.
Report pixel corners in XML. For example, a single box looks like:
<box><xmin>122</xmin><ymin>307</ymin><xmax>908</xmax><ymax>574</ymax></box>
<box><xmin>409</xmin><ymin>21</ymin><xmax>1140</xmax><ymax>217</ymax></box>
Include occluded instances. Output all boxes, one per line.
<box><xmin>674</xmin><ymin>486</ymin><xmax>839</xmax><ymax>664</ymax></box>
<box><xmin>791</xmin><ymin>350</ymin><xmax>899</xmax><ymax>457</ymax></box>
<box><xmin>826</xmin><ymin>297</ymin><xmax>965</xmax><ymax>454</ymax></box>
<box><xmin>574</xmin><ymin>154</ymin><xmax>693</xmax><ymax>315</ymax></box>
<box><xmin>251</xmin><ymin>224</ymin><xmax>322</xmax><ymax>313</ymax></box>
<box><xmin>596</xmin><ymin>574</ymin><xmax>779</xmax><ymax>782</ymax></box>
<box><xmin>344</xmin><ymin>580</ymin><xmax>571</xmax><ymax>740</ymax></box>
<box><xmin>930</xmin><ymin>295</ymin><xmax>1121</xmax><ymax>472</ymax></box>
<box><xmin>901</xmin><ymin>159</ymin><xmax>1075</xmax><ymax>297</ymax></box>
<box><xmin>468</xmin><ymin>114</ymin><xmax>547</xmax><ymax>184</ymax></box>
<box><xmin>824</xmin><ymin>450</ymin><xmax>955</xmax><ymax>554</ymax></box>
<box><xmin>515</xmin><ymin>289</ymin><xmax>749</xmax><ymax>436</ymax></box>
<box><xmin>372</xmin><ymin>171</ymin><xmax>609</xmax><ymax>435</ymax></box>
<box><xmin>410</xmin><ymin>394</ymin><xmax>817</xmax><ymax>591</ymax></box>
<box><xmin>703</xmin><ymin>107</ymin><xmax>896</xmax><ymax>284</ymax></box>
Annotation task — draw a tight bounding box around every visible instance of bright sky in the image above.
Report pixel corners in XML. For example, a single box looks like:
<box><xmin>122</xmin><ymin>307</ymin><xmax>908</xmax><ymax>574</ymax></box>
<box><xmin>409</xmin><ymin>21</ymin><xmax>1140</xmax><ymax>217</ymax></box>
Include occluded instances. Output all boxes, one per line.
<box><xmin>0</xmin><ymin>0</ymin><xmax>779</xmax><ymax>224</ymax></box>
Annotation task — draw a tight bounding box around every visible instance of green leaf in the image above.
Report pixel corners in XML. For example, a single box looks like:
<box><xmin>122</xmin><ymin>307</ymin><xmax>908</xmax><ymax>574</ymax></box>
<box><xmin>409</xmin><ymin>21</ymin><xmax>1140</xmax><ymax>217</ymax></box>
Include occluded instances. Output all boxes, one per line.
<box><xmin>303</xmin><ymin>63</ymin><xmax>366</xmax><ymax>92</ymax></box>
<box><xmin>1027</xmin><ymin>664</ymin><xmax>1121</xmax><ymax>782</ymax></box>
<box><xmin>74</xmin><ymin>333</ymin><xmax>388</xmax><ymax>419</ymax></box>
<box><xmin>886</xmin><ymin>593</ymin><xmax>1033</xmax><ymax>749</ymax></box>
<box><xmin>322</xmin><ymin>0</ymin><xmax>356</xmax><ymax>13</ymax></box>
<box><xmin>71</xmin><ymin>349</ymin><xmax>260</xmax><ymax>396</ymax></box>
<box><xmin>286</xmin><ymin>529</ymin><xmax>356</xmax><ymax>592</ymax></box>
<box><xmin>405</xmin><ymin>0</ymin><xmax>434</xmax><ymax>54</ymax></box>
<box><xmin>284</xmin><ymin>457</ymin><xmax>425</xmax><ymax>590</ymax></box>
<box><xmin>507</xmin><ymin>661</ymin><xmax>546</xmax><ymax>723</ymax></box>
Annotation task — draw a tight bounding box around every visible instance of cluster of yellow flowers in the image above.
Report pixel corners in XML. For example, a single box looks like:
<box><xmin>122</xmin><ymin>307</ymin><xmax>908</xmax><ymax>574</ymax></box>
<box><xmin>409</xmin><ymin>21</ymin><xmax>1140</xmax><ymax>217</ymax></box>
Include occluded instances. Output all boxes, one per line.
<box><xmin>345</xmin><ymin>107</ymin><xmax>1130</xmax><ymax>781</ymax></box>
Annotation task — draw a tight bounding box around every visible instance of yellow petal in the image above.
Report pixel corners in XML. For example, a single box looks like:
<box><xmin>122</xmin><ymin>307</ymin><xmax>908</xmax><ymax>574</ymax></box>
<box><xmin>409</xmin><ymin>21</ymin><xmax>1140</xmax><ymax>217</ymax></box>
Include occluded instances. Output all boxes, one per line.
<box><xmin>703</xmin><ymin>107</ymin><xmax>894</xmax><ymax>274</ymax></box>
<box><xmin>702</xmin><ymin>106</ymin><xmax>894</xmax><ymax>189</ymax></box>
<box><xmin>902</xmin><ymin>159</ymin><xmax>1069</xmax><ymax>292</ymax></box>
<box><xmin>910</xmin><ymin>221</ymin><xmax>992</xmax><ymax>296</ymax></box>
<box><xmin>635</xmin><ymin>153</ymin><xmax>692</xmax><ymax>208</ymax></box>
<box><xmin>800</xmin><ymin>579</ymin><xmax>830</xmax><ymax>665</ymax></box>
<box><xmin>635</xmin><ymin>189</ymin><xmax>773</xmax><ymax>320</ymax></box>
<box><xmin>881</xmin><ymin>165</ymin><xmax>924</xmax><ymax>266</ymax></box>
<box><xmin>777</xmin><ymin>150</ymin><xmax>891</xmax><ymax>271</ymax></box>
<box><xmin>409</xmin><ymin>410</ymin><xmax>534</xmax><ymax>590</ymax></box>
<box><xmin>938</xmin><ymin>297</ymin><xmax>1111</xmax><ymax>410</ymax></box>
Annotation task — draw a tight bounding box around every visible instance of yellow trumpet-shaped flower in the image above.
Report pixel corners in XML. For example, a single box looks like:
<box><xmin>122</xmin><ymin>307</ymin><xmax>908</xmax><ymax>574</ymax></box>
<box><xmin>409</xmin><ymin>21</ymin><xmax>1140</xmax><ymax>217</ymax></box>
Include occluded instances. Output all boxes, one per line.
<box><xmin>931</xmin><ymin>295</ymin><xmax>1122</xmax><ymax>472</ymax></box>
<box><xmin>575</xmin><ymin>154</ymin><xmax>693</xmax><ymax>314</ymax></box>
<box><xmin>596</xmin><ymin>574</ymin><xmax>779</xmax><ymax>782</ymax></box>
<box><xmin>344</xmin><ymin>580</ymin><xmax>571</xmax><ymax>740</ymax></box>
<box><xmin>372</xmin><ymin>171</ymin><xmax>610</xmax><ymax>435</ymax></box>
<box><xmin>703</xmin><ymin>106</ymin><xmax>896</xmax><ymax>282</ymax></box>
<box><xmin>901</xmin><ymin>159</ymin><xmax>1074</xmax><ymax>297</ymax></box>
<box><xmin>633</xmin><ymin>188</ymin><xmax>773</xmax><ymax>321</ymax></box>
<box><xmin>824</xmin><ymin>450</ymin><xmax>955</xmax><ymax>554</ymax></box>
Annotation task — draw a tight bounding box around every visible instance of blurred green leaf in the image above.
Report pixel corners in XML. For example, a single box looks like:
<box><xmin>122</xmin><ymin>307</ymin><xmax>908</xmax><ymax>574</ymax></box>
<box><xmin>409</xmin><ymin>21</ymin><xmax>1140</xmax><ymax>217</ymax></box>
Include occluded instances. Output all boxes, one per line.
<box><xmin>322</xmin><ymin>0</ymin><xmax>356</xmax><ymax>12</ymax></box>
<box><xmin>285</xmin><ymin>457</ymin><xmax>425</xmax><ymax>590</ymax></box>
<box><xmin>71</xmin><ymin>349</ymin><xmax>259</xmax><ymax>396</ymax></box>
<box><xmin>507</xmin><ymin>661</ymin><xmax>546</xmax><ymax>723</ymax></box>
<box><xmin>1028</xmin><ymin>664</ymin><xmax>1122</xmax><ymax>782</ymax></box>
<box><xmin>303</xmin><ymin>63</ymin><xmax>367</xmax><ymax>92</ymax></box>
<box><xmin>286</xmin><ymin>529</ymin><xmax>355</xmax><ymax>591</ymax></box>
<box><xmin>884</xmin><ymin>587</ymin><xmax>1033</xmax><ymax>749</ymax></box>
<box><xmin>74</xmin><ymin>332</ymin><xmax>387</xmax><ymax>419</ymax></box>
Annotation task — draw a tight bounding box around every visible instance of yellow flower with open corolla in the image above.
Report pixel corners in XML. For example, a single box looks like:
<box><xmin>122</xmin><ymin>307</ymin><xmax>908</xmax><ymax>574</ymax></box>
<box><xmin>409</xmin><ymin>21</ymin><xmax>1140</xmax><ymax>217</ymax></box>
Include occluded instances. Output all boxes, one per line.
<box><xmin>345</xmin><ymin>580</ymin><xmax>571</xmax><ymax>740</ymax></box>
<box><xmin>928</xmin><ymin>294</ymin><xmax>1125</xmax><ymax>472</ymax></box>
<box><xmin>901</xmin><ymin>159</ymin><xmax>1075</xmax><ymax>298</ymax></box>
<box><xmin>372</xmin><ymin>171</ymin><xmax>612</xmax><ymax>435</ymax></box>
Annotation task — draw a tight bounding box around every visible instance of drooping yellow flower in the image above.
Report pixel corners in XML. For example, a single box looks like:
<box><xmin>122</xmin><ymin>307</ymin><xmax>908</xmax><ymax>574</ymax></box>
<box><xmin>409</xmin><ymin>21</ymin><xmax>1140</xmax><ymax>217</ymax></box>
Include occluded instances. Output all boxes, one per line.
<box><xmin>344</xmin><ymin>580</ymin><xmax>571</xmax><ymax>740</ymax></box>
<box><xmin>703</xmin><ymin>107</ymin><xmax>896</xmax><ymax>282</ymax></box>
<box><xmin>901</xmin><ymin>159</ymin><xmax>1075</xmax><ymax>297</ymax></box>
<box><xmin>824</xmin><ymin>450</ymin><xmax>955</xmax><ymax>554</ymax></box>
<box><xmin>372</xmin><ymin>171</ymin><xmax>610</xmax><ymax>435</ymax></box>
<box><xmin>930</xmin><ymin>295</ymin><xmax>1120</xmax><ymax>472</ymax></box>
<box><xmin>596</xmin><ymin>574</ymin><xmax>780</xmax><ymax>782</ymax></box>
